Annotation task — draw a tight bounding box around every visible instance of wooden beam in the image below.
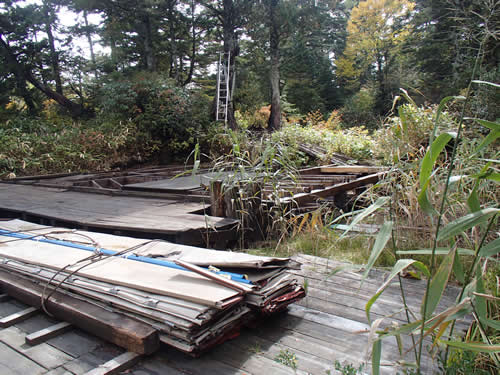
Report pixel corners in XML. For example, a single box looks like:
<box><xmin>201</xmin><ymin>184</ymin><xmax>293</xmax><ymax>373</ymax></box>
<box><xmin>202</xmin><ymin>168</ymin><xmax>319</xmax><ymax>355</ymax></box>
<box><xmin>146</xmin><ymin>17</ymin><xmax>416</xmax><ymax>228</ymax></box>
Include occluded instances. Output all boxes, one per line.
<box><xmin>7</xmin><ymin>172</ymin><xmax>80</xmax><ymax>181</ymax></box>
<box><xmin>25</xmin><ymin>321</ymin><xmax>73</xmax><ymax>345</ymax></box>
<box><xmin>0</xmin><ymin>306</ymin><xmax>38</xmax><ymax>328</ymax></box>
<box><xmin>108</xmin><ymin>178</ymin><xmax>123</xmax><ymax>189</ymax></box>
<box><xmin>298</xmin><ymin>164</ymin><xmax>337</xmax><ymax>175</ymax></box>
<box><xmin>83</xmin><ymin>352</ymin><xmax>142</xmax><ymax>375</ymax></box>
<box><xmin>0</xmin><ymin>271</ymin><xmax>159</xmax><ymax>354</ymax></box>
<box><xmin>284</xmin><ymin>172</ymin><xmax>386</xmax><ymax>206</ymax></box>
<box><xmin>319</xmin><ymin>166</ymin><xmax>386</xmax><ymax>174</ymax></box>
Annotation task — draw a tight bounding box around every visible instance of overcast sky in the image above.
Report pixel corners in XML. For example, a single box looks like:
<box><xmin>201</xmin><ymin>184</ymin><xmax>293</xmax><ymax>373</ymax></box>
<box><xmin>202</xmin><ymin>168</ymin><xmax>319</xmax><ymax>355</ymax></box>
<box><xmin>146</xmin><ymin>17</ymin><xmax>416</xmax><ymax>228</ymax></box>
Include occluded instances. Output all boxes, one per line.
<box><xmin>18</xmin><ymin>0</ymin><xmax>108</xmax><ymax>58</ymax></box>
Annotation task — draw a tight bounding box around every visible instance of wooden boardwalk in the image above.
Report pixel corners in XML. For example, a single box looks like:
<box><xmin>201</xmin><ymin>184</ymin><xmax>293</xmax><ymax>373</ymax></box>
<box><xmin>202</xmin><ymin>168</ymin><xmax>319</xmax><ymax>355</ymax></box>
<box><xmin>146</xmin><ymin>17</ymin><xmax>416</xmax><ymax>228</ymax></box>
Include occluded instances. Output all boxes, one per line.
<box><xmin>0</xmin><ymin>183</ymin><xmax>238</xmax><ymax>246</ymax></box>
<box><xmin>0</xmin><ymin>253</ymin><xmax>468</xmax><ymax>374</ymax></box>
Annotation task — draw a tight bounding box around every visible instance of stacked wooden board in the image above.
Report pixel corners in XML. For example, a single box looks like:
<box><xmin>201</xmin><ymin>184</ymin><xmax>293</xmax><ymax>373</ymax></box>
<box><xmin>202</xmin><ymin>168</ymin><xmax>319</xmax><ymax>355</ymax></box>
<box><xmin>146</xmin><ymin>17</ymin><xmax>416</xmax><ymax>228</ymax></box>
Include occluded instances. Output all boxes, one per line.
<box><xmin>0</xmin><ymin>220</ymin><xmax>305</xmax><ymax>355</ymax></box>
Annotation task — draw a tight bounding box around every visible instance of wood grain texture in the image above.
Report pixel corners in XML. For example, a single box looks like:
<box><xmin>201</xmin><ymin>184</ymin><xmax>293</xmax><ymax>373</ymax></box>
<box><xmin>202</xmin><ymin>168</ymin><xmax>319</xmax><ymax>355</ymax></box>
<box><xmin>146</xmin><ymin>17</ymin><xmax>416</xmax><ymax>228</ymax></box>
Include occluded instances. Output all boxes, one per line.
<box><xmin>283</xmin><ymin>172</ymin><xmax>386</xmax><ymax>205</ymax></box>
<box><xmin>83</xmin><ymin>352</ymin><xmax>141</xmax><ymax>375</ymax></box>
<box><xmin>0</xmin><ymin>307</ymin><xmax>38</xmax><ymax>328</ymax></box>
<box><xmin>0</xmin><ymin>270</ymin><xmax>159</xmax><ymax>354</ymax></box>
<box><xmin>25</xmin><ymin>321</ymin><xmax>73</xmax><ymax>345</ymax></box>
<box><xmin>0</xmin><ymin>183</ymin><xmax>237</xmax><ymax>235</ymax></box>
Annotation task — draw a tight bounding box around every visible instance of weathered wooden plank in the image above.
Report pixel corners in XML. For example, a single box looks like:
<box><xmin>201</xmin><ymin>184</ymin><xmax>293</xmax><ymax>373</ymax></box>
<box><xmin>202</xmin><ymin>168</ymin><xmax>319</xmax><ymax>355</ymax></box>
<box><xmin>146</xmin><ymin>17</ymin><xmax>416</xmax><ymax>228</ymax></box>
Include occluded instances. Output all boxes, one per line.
<box><xmin>83</xmin><ymin>352</ymin><xmax>142</xmax><ymax>375</ymax></box>
<box><xmin>0</xmin><ymin>325</ymin><xmax>75</xmax><ymax>371</ymax></box>
<box><xmin>0</xmin><ymin>271</ymin><xmax>159</xmax><ymax>354</ymax></box>
<box><xmin>293</xmin><ymin>275</ymin><xmax>460</xmax><ymax>328</ymax></box>
<box><xmin>0</xmin><ymin>183</ymin><xmax>237</xmax><ymax>237</ymax></box>
<box><xmin>320</xmin><ymin>166</ymin><xmax>387</xmax><ymax>174</ymax></box>
<box><xmin>7</xmin><ymin>172</ymin><xmax>80</xmax><ymax>181</ymax></box>
<box><xmin>70</xmin><ymin>186</ymin><xmax>209</xmax><ymax>202</ymax></box>
<box><xmin>265</xmin><ymin>308</ymin><xmax>434</xmax><ymax>373</ymax></box>
<box><xmin>293</xmin><ymin>258</ymin><xmax>460</xmax><ymax>307</ymax></box>
<box><xmin>0</xmin><ymin>307</ymin><xmax>38</xmax><ymax>328</ymax></box>
<box><xmin>125</xmin><ymin>172</ymin><xmax>225</xmax><ymax>192</ymax></box>
<box><xmin>25</xmin><ymin>321</ymin><xmax>73</xmax><ymax>346</ymax></box>
<box><xmin>297</xmin><ymin>164</ymin><xmax>338</xmax><ymax>175</ymax></box>
<box><xmin>227</xmin><ymin>327</ymin><xmax>345</xmax><ymax>375</ymax></box>
<box><xmin>154</xmin><ymin>347</ymin><xmax>247</xmax><ymax>375</ymax></box>
<box><xmin>253</xmin><ymin>321</ymin><xmax>364</xmax><ymax>366</ymax></box>
<box><xmin>284</xmin><ymin>172</ymin><xmax>386</xmax><ymax>205</ymax></box>
<box><xmin>210</xmin><ymin>340</ymin><xmax>304</xmax><ymax>375</ymax></box>
<box><xmin>0</xmin><ymin>342</ymin><xmax>46</xmax><ymax>375</ymax></box>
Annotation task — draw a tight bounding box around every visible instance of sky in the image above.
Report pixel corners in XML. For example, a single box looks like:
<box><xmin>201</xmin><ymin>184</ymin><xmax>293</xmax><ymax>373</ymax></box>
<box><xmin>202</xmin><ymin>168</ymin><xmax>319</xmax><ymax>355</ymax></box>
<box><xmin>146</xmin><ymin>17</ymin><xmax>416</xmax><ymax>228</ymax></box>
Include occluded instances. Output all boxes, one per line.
<box><xmin>18</xmin><ymin>0</ymin><xmax>108</xmax><ymax>58</ymax></box>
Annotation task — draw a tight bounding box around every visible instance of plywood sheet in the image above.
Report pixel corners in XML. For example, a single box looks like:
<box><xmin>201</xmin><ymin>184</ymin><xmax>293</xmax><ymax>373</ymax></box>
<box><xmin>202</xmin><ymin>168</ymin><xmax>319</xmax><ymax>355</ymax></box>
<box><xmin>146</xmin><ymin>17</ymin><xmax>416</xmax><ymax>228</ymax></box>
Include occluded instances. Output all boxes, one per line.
<box><xmin>0</xmin><ymin>238</ymin><xmax>240</xmax><ymax>307</ymax></box>
<box><xmin>0</xmin><ymin>220</ymin><xmax>291</xmax><ymax>269</ymax></box>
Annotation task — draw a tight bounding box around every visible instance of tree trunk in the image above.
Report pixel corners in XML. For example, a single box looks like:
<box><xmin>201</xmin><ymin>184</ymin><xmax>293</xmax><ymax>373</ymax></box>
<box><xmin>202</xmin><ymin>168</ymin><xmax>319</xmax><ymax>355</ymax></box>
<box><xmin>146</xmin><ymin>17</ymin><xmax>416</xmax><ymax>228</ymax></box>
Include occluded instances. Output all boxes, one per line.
<box><xmin>107</xmin><ymin>10</ymin><xmax>119</xmax><ymax>71</ymax></box>
<box><xmin>268</xmin><ymin>0</ymin><xmax>281</xmax><ymax>131</ymax></box>
<box><xmin>183</xmin><ymin>0</ymin><xmax>196</xmax><ymax>86</ymax></box>
<box><xmin>0</xmin><ymin>36</ymin><xmax>83</xmax><ymax>117</ymax></box>
<box><xmin>83</xmin><ymin>10</ymin><xmax>98</xmax><ymax>79</ymax></box>
<box><xmin>142</xmin><ymin>12</ymin><xmax>156</xmax><ymax>71</ymax></box>
<box><xmin>26</xmin><ymin>71</ymin><xmax>83</xmax><ymax>117</ymax></box>
<box><xmin>42</xmin><ymin>0</ymin><xmax>63</xmax><ymax>95</ymax></box>
<box><xmin>15</xmin><ymin>70</ymin><xmax>37</xmax><ymax>114</ymax></box>
<box><xmin>168</xmin><ymin>0</ymin><xmax>179</xmax><ymax>81</ymax></box>
<box><xmin>376</xmin><ymin>52</ymin><xmax>386</xmax><ymax>113</ymax></box>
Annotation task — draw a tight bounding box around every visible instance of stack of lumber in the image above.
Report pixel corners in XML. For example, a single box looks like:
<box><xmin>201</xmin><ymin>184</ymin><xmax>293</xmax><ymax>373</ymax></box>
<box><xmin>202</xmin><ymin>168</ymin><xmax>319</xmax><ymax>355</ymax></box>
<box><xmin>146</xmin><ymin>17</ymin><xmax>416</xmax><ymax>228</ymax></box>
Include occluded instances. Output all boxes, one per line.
<box><xmin>0</xmin><ymin>220</ymin><xmax>305</xmax><ymax>355</ymax></box>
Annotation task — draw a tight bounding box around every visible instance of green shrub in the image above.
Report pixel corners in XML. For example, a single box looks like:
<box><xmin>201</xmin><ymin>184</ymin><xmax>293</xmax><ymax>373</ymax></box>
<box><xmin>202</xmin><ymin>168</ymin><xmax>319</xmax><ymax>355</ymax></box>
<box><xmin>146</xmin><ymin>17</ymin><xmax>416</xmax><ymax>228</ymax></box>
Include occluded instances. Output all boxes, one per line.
<box><xmin>272</xmin><ymin>122</ymin><xmax>374</xmax><ymax>162</ymax></box>
<box><xmin>198</xmin><ymin>122</ymin><xmax>245</xmax><ymax>160</ymax></box>
<box><xmin>0</xmin><ymin>115</ymin><xmax>156</xmax><ymax>177</ymax></box>
<box><xmin>340</xmin><ymin>86</ymin><xmax>379</xmax><ymax>129</ymax></box>
<box><xmin>97</xmin><ymin>74</ymin><xmax>211</xmax><ymax>157</ymax></box>
<box><xmin>373</xmin><ymin>101</ymin><xmax>457</xmax><ymax>164</ymax></box>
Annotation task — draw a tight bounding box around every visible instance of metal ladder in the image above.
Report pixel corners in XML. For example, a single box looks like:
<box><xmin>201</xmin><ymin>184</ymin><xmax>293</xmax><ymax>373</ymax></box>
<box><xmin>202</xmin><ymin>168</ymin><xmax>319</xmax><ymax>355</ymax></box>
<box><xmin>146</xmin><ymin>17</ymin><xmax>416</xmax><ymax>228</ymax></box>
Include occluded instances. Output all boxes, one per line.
<box><xmin>215</xmin><ymin>51</ymin><xmax>231</xmax><ymax>124</ymax></box>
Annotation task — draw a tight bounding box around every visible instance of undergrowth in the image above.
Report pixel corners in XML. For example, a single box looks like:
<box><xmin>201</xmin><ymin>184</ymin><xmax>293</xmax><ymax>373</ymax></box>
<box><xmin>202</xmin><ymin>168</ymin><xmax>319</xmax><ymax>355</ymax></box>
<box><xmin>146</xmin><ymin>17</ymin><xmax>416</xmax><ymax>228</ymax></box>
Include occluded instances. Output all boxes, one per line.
<box><xmin>272</xmin><ymin>122</ymin><xmax>374</xmax><ymax>162</ymax></box>
<box><xmin>0</xmin><ymin>116</ymin><xmax>157</xmax><ymax>177</ymax></box>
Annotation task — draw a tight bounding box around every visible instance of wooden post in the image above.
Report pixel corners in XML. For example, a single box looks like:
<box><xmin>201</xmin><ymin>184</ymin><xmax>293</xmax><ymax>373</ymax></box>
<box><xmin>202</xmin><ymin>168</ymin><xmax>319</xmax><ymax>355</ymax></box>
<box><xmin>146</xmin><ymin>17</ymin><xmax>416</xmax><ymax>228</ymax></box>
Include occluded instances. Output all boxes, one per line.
<box><xmin>224</xmin><ymin>185</ymin><xmax>237</xmax><ymax>219</ymax></box>
<box><xmin>210</xmin><ymin>180</ymin><xmax>225</xmax><ymax>217</ymax></box>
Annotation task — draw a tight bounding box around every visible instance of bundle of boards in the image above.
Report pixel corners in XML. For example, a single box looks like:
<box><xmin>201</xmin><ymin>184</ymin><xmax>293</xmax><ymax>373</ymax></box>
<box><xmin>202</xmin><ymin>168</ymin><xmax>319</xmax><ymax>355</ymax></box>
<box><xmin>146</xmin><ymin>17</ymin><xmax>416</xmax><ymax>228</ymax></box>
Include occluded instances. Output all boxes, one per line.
<box><xmin>0</xmin><ymin>219</ymin><xmax>305</xmax><ymax>355</ymax></box>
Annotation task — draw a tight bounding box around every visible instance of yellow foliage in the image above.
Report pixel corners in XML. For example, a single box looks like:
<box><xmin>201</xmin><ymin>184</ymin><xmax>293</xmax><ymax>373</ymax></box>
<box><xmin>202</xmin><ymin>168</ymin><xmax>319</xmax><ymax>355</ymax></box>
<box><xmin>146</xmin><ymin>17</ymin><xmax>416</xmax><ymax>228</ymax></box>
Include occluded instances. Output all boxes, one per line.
<box><xmin>42</xmin><ymin>99</ymin><xmax>60</xmax><ymax>121</ymax></box>
<box><xmin>5</xmin><ymin>98</ymin><xmax>26</xmax><ymax>112</ymax></box>
<box><xmin>306</xmin><ymin>109</ymin><xmax>325</xmax><ymax>128</ymax></box>
<box><xmin>5</xmin><ymin>101</ymin><xmax>17</xmax><ymax>111</ymax></box>
<box><xmin>325</xmin><ymin>110</ymin><xmax>343</xmax><ymax>131</ymax></box>
<box><xmin>253</xmin><ymin>105</ymin><xmax>271</xmax><ymax>128</ymax></box>
<box><xmin>336</xmin><ymin>0</ymin><xmax>415</xmax><ymax>84</ymax></box>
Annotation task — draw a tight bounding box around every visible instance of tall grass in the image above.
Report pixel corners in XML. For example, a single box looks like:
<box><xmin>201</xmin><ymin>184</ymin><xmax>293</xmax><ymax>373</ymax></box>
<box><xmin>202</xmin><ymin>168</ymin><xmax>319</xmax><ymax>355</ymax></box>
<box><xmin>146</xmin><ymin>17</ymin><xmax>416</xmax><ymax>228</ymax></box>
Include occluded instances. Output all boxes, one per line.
<box><xmin>205</xmin><ymin>130</ymin><xmax>301</xmax><ymax>247</ymax></box>
<box><xmin>347</xmin><ymin>80</ymin><xmax>499</xmax><ymax>374</ymax></box>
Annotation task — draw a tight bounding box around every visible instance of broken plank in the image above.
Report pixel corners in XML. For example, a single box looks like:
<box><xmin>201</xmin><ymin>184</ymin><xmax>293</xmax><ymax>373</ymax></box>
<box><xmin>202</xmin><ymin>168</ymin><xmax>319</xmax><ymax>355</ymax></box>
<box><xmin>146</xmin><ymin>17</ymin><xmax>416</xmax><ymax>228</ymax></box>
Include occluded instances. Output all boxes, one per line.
<box><xmin>0</xmin><ymin>270</ymin><xmax>159</xmax><ymax>354</ymax></box>
<box><xmin>284</xmin><ymin>171</ymin><xmax>386</xmax><ymax>205</ymax></box>
<box><xmin>83</xmin><ymin>352</ymin><xmax>142</xmax><ymax>375</ymax></box>
<box><xmin>0</xmin><ymin>306</ymin><xmax>38</xmax><ymax>328</ymax></box>
<box><xmin>320</xmin><ymin>166</ymin><xmax>387</xmax><ymax>174</ymax></box>
<box><xmin>298</xmin><ymin>164</ymin><xmax>338</xmax><ymax>175</ymax></box>
<box><xmin>25</xmin><ymin>321</ymin><xmax>73</xmax><ymax>346</ymax></box>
